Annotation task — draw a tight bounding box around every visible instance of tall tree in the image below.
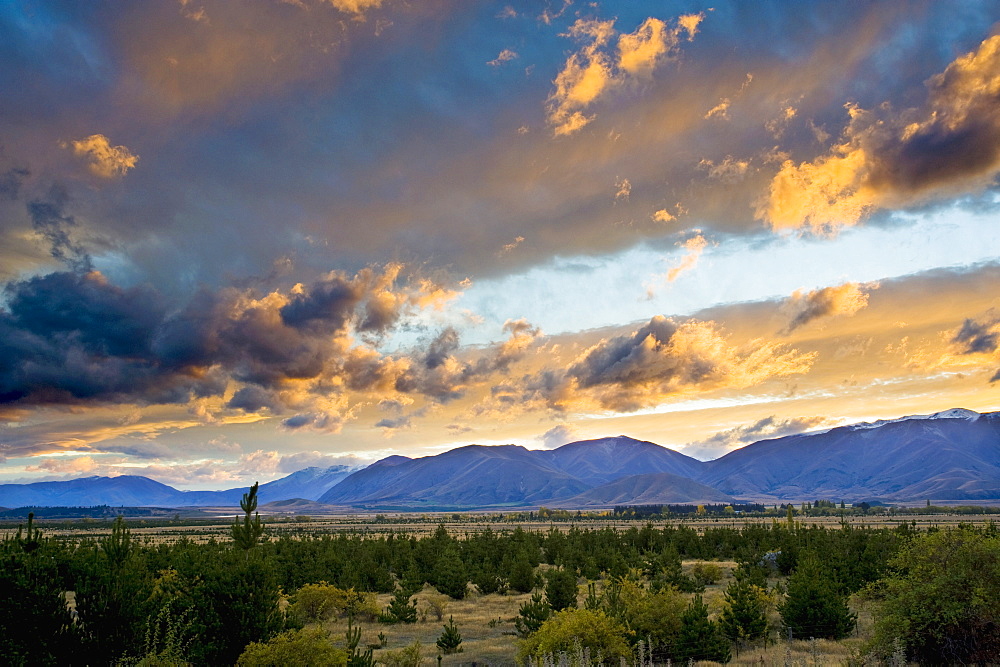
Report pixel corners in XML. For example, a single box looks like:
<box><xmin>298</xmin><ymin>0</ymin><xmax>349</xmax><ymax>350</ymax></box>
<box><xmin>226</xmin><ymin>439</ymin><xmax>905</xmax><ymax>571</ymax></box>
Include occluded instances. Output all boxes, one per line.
<box><xmin>675</xmin><ymin>594</ymin><xmax>731</xmax><ymax>664</ymax></box>
<box><xmin>779</xmin><ymin>551</ymin><xmax>856</xmax><ymax>640</ymax></box>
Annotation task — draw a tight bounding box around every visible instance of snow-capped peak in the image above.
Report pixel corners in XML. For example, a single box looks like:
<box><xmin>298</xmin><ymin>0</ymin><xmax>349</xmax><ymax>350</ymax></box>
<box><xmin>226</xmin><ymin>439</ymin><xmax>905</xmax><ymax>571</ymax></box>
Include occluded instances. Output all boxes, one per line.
<box><xmin>849</xmin><ymin>408</ymin><xmax>980</xmax><ymax>430</ymax></box>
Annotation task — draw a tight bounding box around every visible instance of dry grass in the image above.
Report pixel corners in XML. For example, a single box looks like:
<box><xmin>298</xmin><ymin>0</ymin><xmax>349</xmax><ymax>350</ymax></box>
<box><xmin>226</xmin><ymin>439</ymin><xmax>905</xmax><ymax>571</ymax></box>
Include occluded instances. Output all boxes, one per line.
<box><xmin>304</xmin><ymin>564</ymin><xmax>875</xmax><ymax>666</ymax></box>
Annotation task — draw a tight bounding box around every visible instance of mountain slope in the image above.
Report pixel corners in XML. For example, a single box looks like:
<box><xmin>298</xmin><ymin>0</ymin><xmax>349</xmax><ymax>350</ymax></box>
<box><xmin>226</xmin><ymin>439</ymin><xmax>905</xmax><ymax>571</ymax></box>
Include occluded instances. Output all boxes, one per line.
<box><xmin>541</xmin><ymin>436</ymin><xmax>703</xmax><ymax>485</ymax></box>
<box><xmin>0</xmin><ymin>464</ymin><xmax>360</xmax><ymax>508</ymax></box>
<box><xmin>319</xmin><ymin>445</ymin><xmax>588</xmax><ymax>508</ymax></box>
<box><xmin>699</xmin><ymin>409</ymin><xmax>1000</xmax><ymax>500</ymax></box>
<box><xmin>551</xmin><ymin>472</ymin><xmax>734</xmax><ymax>508</ymax></box>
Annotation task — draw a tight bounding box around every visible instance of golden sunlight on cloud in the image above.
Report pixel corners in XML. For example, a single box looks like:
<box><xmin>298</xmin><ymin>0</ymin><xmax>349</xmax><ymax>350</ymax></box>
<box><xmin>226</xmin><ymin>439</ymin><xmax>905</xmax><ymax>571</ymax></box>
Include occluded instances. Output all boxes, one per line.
<box><xmin>666</xmin><ymin>233</ymin><xmax>708</xmax><ymax>282</ymax></box>
<box><xmin>652</xmin><ymin>208</ymin><xmax>676</xmax><ymax>223</ymax></box>
<box><xmin>781</xmin><ymin>282</ymin><xmax>876</xmax><ymax>334</ymax></box>
<box><xmin>618</xmin><ymin>17</ymin><xmax>673</xmax><ymax>77</ymax></box>
<box><xmin>66</xmin><ymin>134</ymin><xmax>139</xmax><ymax>178</ymax></box>
<box><xmin>759</xmin><ymin>35</ymin><xmax>1000</xmax><ymax>233</ymax></box>
<box><xmin>534</xmin><ymin>316</ymin><xmax>816</xmax><ymax>413</ymax></box>
<box><xmin>547</xmin><ymin>14</ymin><xmax>702</xmax><ymax>136</ymax></box>
<box><xmin>326</xmin><ymin>0</ymin><xmax>383</xmax><ymax>15</ymax></box>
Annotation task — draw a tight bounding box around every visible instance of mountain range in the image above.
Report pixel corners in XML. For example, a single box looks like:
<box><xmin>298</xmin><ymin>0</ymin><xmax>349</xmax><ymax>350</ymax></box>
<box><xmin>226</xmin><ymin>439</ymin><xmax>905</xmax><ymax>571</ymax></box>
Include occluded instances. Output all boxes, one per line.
<box><xmin>2</xmin><ymin>409</ymin><xmax>998</xmax><ymax>510</ymax></box>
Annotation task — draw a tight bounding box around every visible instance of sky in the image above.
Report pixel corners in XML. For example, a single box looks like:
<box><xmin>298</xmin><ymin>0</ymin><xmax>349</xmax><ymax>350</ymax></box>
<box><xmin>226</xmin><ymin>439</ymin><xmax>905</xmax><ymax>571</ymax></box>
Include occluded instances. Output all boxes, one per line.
<box><xmin>2</xmin><ymin>0</ymin><xmax>1000</xmax><ymax>490</ymax></box>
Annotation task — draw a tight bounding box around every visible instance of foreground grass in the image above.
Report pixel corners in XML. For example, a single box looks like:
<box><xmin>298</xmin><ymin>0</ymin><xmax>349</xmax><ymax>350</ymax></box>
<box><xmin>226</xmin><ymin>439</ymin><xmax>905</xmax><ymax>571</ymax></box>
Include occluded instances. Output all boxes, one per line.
<box><xmin>312</xmin><ymin>560</ymin><xmax>875</xmax><ymax>666</ymax></box>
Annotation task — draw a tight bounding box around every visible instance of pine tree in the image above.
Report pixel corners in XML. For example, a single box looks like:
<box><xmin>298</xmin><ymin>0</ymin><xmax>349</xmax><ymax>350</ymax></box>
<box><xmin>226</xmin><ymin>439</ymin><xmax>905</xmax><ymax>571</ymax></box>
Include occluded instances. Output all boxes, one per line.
<box><xmin>432</xmin><ymin>546</ymin><xmax>468</xmax><ymax>600</ymax></box>
<box><xmin>779</xmin><ymin>551</ymin><xmax>856</xmax><ymax>640</ymax></box>
<box><xmin>232</xmin><ymin>482</ymin><xmax>265</xmax><ymax>551</ymax></box>
<box><xmin>719</xmin><ymin>575</ymin><xmax>768</xmax><ymax>645</ymax></box>
<box><xmin>674</xmin><ymin>594</ymin><xmax>731</xmax><ymax>664</ymax></box>
<box><xmin>507</xmin><ymin>553</ymin><xmax>537</xmax><ymax>593</ymax></box>
<box><xmin>544</xmin><ymin>567</ymin><xmax>578</xmax><ymax>611</ymax></box>
<box><xmin>436</xmin><ymin>615</ymin><xmax>463</xmax><ymax>654</ymax></box>
<box><xmin>380</xmin><ymin>589</ymin><xmax>417</xmax><ymax>624</ymax></box>
<box><xmin>514</xmin><ymin>591</ymin><xmax>552</xmax><ymax>637</ymax></box>
<box><xmin>0</xmin><ymin>512</ymin><xmax>77</xmax><ymax>664</ymax></box>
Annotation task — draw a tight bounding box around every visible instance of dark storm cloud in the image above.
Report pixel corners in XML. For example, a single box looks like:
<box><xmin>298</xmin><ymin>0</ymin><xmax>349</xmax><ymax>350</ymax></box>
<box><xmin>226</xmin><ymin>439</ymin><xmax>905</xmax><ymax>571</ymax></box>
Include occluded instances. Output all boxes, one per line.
<box><xmin>280</xmin><ymin>274</ymin><xmax>362</xmax><ymax>333</ymax></box>
<box><xmin>27</xmin><ymin>186</ymin><xmax>92</xmax><ymax>272</ymax></box>
<box><xmin>424</xmin><ymin>327</ymin><xmax>460</xmax><ymax>370</ymax></box>
<box><xmin>0</xmin><ymin>167</ymin><xmax>29</xmax><ymax>200</ymax></box>
<box><xmin>953</xmin><ymin>316</ymin><xmax>999</xmax><ymax>355</ymax></box>
<box><xmin>512</xmin><ymin>315</ymin><xmax>814</xmax><ymax>412</ymax></box>
<box><xmin>0</xmin><ymin>266</ymin><xmax>451</xmax><ymax>413</ymax></box>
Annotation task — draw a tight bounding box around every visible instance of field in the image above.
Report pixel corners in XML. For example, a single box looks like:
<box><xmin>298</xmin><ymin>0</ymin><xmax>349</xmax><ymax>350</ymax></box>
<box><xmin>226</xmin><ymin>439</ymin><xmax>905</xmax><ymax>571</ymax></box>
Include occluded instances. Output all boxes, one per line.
<box><xmin>332</xmin><ymin>560</ymin><xmax>876</xmax><ymax>666</ymax></box>
<box><xmin>24</xmin><ymin>509</ymin><xmax>999</xmax><ymax>544</ymax></box>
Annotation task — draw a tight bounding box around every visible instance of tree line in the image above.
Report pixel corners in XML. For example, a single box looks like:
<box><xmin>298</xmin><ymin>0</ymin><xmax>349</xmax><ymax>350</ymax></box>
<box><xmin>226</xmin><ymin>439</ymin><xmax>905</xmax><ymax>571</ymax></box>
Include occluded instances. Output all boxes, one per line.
<box><xmin>2</xmin><ymin>485</ymin><xmax>998</xmax><ymax>664</ymax></box>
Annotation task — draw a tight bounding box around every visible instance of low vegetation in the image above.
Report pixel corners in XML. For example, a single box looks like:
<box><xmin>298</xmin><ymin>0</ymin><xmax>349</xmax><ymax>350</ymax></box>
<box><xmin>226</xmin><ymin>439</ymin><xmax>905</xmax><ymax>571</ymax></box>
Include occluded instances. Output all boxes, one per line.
<box><xmin>2</xmin><ymin>488</ymin><xmax>999</xmax><ymax>664</ymax></box>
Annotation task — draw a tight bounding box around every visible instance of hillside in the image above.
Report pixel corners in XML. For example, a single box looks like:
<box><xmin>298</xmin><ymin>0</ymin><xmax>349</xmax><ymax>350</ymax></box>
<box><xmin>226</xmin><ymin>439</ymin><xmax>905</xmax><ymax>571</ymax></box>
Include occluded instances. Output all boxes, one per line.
<box><xmin>550</xmin><ymin>472</ymin><xmax>734</xmax><ymax>508</ymax></box>
<box><xmin>698</xmin><ymin>409</ymin><xmax>1000</xmax><ymax>501</ymax></box>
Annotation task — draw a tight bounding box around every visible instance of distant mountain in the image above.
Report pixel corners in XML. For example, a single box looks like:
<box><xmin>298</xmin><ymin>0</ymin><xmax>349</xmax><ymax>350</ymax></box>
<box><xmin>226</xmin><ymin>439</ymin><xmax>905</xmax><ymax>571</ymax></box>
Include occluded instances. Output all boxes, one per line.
<box><xmin>0</xmin><ymin>464</ymin><xmax>360</xmax><ymax>509</ymax></box>
<box><xmin>698</xmin><ymin>409</ymin><xmax>1000</xmax><ymax>501</ymax></box>
<box><xmin>540</xmin><ymin>436</ymin><xmax>702</xmax><ymax>485</ymax></box>
<box><xmin>3</xmin><ymin>409</ymin><xmax>999</xmax><ymax>509</ymax></box>
<box><xmin>318</xmin><ymin>437</ymin><xmax>705</xmax><ymax>509</ymax></box>
<box><xmin>0</xmin><ymin>475</ymin><xmax>186</xmax><ymax>508</ymax></box>
<box><xmin>319</xmin><ymin>445</ymin><xmax>589</xmax><ymax>508</ymax></box>
<box><xmin>551</xmin><ymin>472</ymin><xmax>734</xmax><ymax>508</ymax></box>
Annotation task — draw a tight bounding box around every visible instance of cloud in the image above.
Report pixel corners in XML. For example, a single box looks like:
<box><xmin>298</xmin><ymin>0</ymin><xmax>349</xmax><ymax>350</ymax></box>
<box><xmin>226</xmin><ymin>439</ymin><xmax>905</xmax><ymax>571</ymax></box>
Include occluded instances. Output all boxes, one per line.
<box><xmin>666</xmin><ymin>234</ymin><xmax>708</xmax><ymax>282</ymax></box>
<box><xmin>546</xmin><ymin>14</ymin><xmax>702</xmax><ymax>135</ymax></box>
<box><xmin>498</xmin><ymin>236</ymin><xmax>525</xmax><ymax>256</ymax></box>
<box><xmin>488</xmin><ymin>49</ymin><xmax>518</xmax><ymax>67</ymax></box>
<box><xmin>0</xmin><ymin>264</ymin><xmax>459</xmax><ymax>426</ymax></box>
<box><xmin>519</xmin><ymin>315</ymin><xmax>815</xmax><ymax>413</ymax></box>
<box><xmin>0</xmin><ymin>167</ymin><xmax>29</xmax><ymax>200</ymax></box>
<box><xmin>683</xmin><ymin>415</ymin><xmax>828</xmax><ymax>460</ymax></box>
<box><xmin>700</xmin><ymin>156</ymin><xmax>752</xmax><ymax>183</ymax></box>
<box><xmin>704</xmin><ymin>98</ymin><xmax>730</xmax><ymax>120</ymax></box>
<box><xmin>952</xmin><ymin>315</ymin><xmax>1000</xmax><ymax>355</ymax></box>
<box><xmin>652</xmin><ymin>208</ymin><xmax>676</xmax><ymax>223</ymax></box>
<box><xmin>539</xmin><ymin>423</ymin><xmax>577</xmax><ymax>449</ymax></box>
<box><xmin>781</xmin><ymin>282</ymin><xmax>876</xmax><ymax>334</ymax></box>
<box><xmin>325</xmin><ymin>0</ymin><xmax>383</xmax><ymax>16</ymax></box>
<box><xmin>759</xmin><ymin>35</ymin><xmax>1000</xmax><ymax>233</ymax></box>
<box><xmin>26</xmin><ymin>186</ymin><xmax>92</xmax><ymax>272</ymax></box>
<box><xmin>67</xmin><ymin>134</ymin><xmax>138</xmax><ymax>179</ymax></box>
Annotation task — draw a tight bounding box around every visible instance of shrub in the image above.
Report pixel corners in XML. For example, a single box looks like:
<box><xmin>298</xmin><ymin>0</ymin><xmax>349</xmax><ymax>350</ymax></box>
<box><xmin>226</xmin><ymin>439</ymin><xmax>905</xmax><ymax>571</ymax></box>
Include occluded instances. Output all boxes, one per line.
<box><xmin>379</xmin><ymin>640</ymin><xmax>422</xmax><ymax>667</ymax></box>
<box><xmin>690</xmin><ymin>561</ymin><xmax>723</xmax><ymax>586</ymax></box>
<box><xmin>237</xmin><ymin>627</ymin><xmax>346</xmax><ymax>666</ymax></box>
<box><xmin>289</xmin><ymin>583</ymin><xmax>379</xmax><ymax>623</ymax></box>
<box><xmin>866</xmin><ymin>527</ymin><xmax>1000</xmax><ymax>664</ymax></box>
<box><xmin>517</xmin><ymin>608</ymin><xmax>631</xmax><ymax>664</ymax></box>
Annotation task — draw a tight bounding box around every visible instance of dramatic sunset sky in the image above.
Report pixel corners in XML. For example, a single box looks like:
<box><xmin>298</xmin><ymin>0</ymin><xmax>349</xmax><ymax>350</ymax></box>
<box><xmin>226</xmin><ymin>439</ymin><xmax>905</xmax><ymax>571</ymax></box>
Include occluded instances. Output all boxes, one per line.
<box><xmin>2</xmin><ymin>1</ymin><xmax>1000</xmax><ymax>489</ymax></box>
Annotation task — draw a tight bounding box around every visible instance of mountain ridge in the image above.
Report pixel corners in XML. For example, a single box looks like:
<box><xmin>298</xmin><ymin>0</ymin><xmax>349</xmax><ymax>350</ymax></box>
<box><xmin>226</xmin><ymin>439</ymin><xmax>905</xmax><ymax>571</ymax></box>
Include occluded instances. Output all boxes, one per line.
<box><xmin>2</xmin><ymin>409</ymin><xmax>998</xmax><ymax>509</ymax></box>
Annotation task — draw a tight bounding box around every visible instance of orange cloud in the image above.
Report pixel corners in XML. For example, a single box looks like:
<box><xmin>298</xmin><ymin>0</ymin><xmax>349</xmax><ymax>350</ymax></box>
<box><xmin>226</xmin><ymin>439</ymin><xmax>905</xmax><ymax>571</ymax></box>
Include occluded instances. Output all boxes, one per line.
<box><xmin>666</xmin><ymin>234</ymin><xmax>708</xmax><ymax>282</ymax></box>
<box><xmin>67</xmin><ymin>134</ymin><xmax>139</xmax><ymax>178</ymax></box>
<box><xmin>517</xmin><ymin>316</ymin><xmax>815</xmax><ymax>413</ymax></box>
<box><xmin>547</xmin><ymin>14</ymin><xmax>703</xmax><ymax>135</ymax></box>
<box><xmin>781</xmin><ymin>281</ymin><xmax>876</xmax><ymax>334</ymax></box>
<box><xmin>759</xmin><ymin>34</ymin><xmax>1000</xmax><ymax>233</ymax></box>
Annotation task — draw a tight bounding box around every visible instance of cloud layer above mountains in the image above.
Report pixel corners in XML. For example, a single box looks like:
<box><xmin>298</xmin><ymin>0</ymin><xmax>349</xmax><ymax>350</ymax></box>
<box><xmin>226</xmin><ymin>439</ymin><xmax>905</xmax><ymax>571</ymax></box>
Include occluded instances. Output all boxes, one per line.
<box><xmin>1</xmin><ymin>1</ymin><xmax>999</xmax><ymax>487</ymax></box>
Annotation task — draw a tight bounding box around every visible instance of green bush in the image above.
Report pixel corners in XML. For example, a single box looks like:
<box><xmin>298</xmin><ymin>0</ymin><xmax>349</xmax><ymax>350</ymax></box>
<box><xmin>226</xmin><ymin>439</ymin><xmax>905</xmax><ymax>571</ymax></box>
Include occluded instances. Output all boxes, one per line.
<box><xmin>866</xmin><ymin>527</ymin><xmax>1000</xmax><ymax>664</ymax></box>
<box><xmin>517</xmin><ymin>608</ymin><xmax>631</xmax><ymax>664</ymax></box>
<box><xmin>689</xmin><ymin>561</ymin><xmax>723</xmax><ymax>585</ymax></box>
<box><xmin>289</xmin><ymin>583</ymin><xmax>379</xmax><ymax>623</ymax></box>
<box><xmin>379</xmin><ymin>640</ymin><xmax>422</xmax><ymax>667</ymax></box>
<box><xmin>238</xmin><ymin>626</ymin><xmax>346</xmax><ymax>666</ymax></box>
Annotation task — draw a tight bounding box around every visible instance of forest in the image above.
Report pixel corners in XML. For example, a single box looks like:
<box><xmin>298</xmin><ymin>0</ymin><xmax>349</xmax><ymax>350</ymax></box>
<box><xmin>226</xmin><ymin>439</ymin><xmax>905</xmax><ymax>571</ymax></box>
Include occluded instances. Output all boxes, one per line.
<box><xmin>2</xmin><ymin>485</ymin><xmax>999</xmax><ymax>665</ymax></box>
